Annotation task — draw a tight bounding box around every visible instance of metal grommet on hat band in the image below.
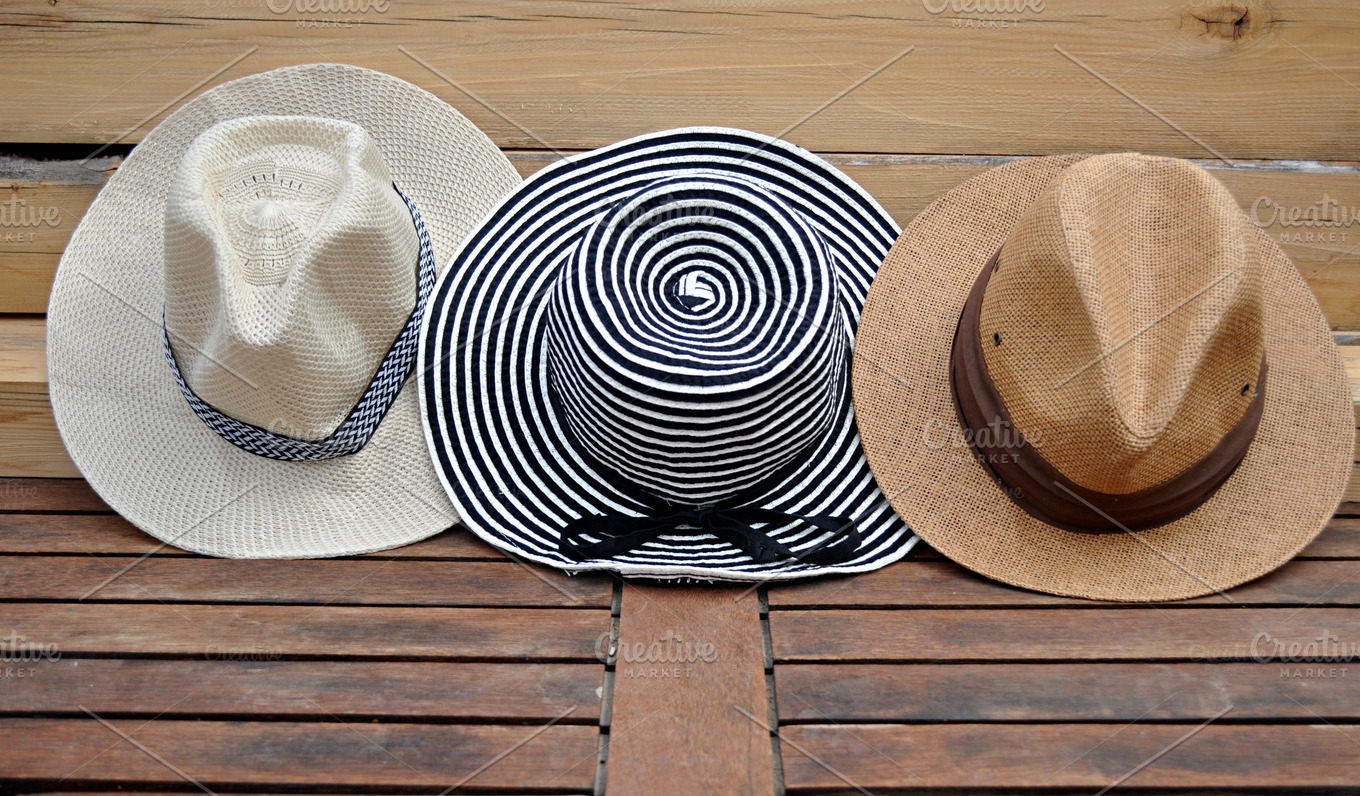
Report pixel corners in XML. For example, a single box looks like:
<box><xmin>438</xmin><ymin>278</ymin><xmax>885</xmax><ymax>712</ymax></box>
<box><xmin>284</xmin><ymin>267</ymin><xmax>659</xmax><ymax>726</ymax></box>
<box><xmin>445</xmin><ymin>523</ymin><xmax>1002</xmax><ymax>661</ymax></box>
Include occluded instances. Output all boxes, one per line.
<box><xmin>163</xmin><ymin>185</ymin><xmax>435</xmax><ymax>462</ymax></box>
<box><xmin>948</xmin><ymin>247</ymin><xmax>1269</xmax><ymax>534</ymax></box>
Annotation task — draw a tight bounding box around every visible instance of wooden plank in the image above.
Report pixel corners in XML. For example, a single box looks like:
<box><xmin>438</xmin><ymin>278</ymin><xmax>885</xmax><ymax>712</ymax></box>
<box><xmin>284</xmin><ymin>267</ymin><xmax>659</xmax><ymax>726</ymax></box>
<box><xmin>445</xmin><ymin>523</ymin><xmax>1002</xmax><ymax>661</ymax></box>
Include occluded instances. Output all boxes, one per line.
<box><xmin>0</xmin><ymin>156</ymin><xmax>115</xmax><ymax>313</ymax></box>
<box><xmin>518</xmin><ymin>153</ymin><xmax>1360</xmax><ymax>328</ymax></box>
<box><xmin>607</xmin><ymin>583</ymin><xmax>774</xmax><ymax>796</ymax></box>
<box><xmin>0</xmin><ymin>512</ymin><xmax>505</xmax><ymax>558</ymax></box>
<box><xmin>0</xmin><ymin>603</ymin><xmax>608</xmax><ymax>660</ymax></box>
<box><xmin>777</xmin><ymin>662</ymin><xmax>1360</xmax><ymax>723</ymax></box>
<box><xmin>0</xmin><ymin>658</ymin><xmax>602</xmax><ymax>721</ymax></box>
<box><xmin>839</xmin><ymin>160</ymin><xmax>1360</xmax><ymax>331</ymax></box>
<box><xmin>768</xmin><ymin>559</ymin><xmax>1360</xmax><ymax>609</ymax></box>
<box><xmin>0</xmin><ymin>318</ymin><xmax>77</xmax><ymax>476</ymax></box>
<box><xmin>780</xmin><ymin>723</ymin><xmax>1360</xmax><ymax>792</ymax></box>
<box><xmin>1</xmin><ymin>2</ymin><xmax>1357</xmax><ymax>160</ymax></box>
<box><xmin>0</xmin><ymin>556</ymin><xmax>611</xmax><ymax>607</ymax></box>
<box><xmin>0</xmin><ymin>389</ymin><xmax>78</xmax><ymax>478</ymax></box>
<box><xmin>1306</xmin><ymin>516</ymin><xmax>1360</xmax><ymax>557</ymax></box>
<box><xmin>770</xmin><ymin>608</ymin><xmax>1360</xmax><ymax>662</ymax></box>
<box><xmin>901</xmin><ymin>514</ymin><xmax>1355</xmax><ymax>561</ymax></box>
<box><xmin>0</xmin><ymin>199</ymin><xmax>100</xmax><ymax>313</ymax></box>
<box><xmin>1216</xmin><ymin>167</ymin><xmax>1360</xmax><ymax>332</ymax></box>
<box><xmin>14</xmin><ymin>157</ymin><xmax>1356</xmax><ymax>321</ymax></box>
<box><xmin>0</xmin><ymin>317</ymin><xmax>47</xmax><ymax>392</ymax></box>
<box><xmin>0</xmin><ymin>477</ymin><xmax>107</xmax><ymax>512</ymax></box>
<box><xmin>0</xmin><ymin>316</ymin><xmax>71</xmax><ymax>477</ymax></box>
<box><xmin>0</xmin><ymin>719</ymin><xmax>597</xmax><ymax>791</ymax></box>
<box><xmin>5</xmin><ymin>314</ymin><xmax>1358</xmax><ymax>478</ymax></box>
<box><xmin>1344</xmin><ymin>344</ymin><xmax>1360</xmax><ymax>421</ymax></box>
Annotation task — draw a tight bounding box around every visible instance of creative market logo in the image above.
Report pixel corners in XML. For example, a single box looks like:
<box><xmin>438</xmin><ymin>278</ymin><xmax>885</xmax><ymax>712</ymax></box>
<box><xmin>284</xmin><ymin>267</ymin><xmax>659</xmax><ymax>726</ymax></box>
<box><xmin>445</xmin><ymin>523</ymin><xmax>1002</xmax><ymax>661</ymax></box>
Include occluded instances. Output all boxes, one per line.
<box><xmin>1250</xmin><ymin>195</ymin><xmax>1356</xmax><ymax>247</ymax></box>
<box><xmin>0</xmin><ymin>193</ymin><xmax>60</xmax><ymax>244</ymax></box>
<box><xmin>264</xmin><ymin>0</ymin><xmax>389</xmax><ymax>13</ymax></box>
<box><xmin>923</xmin><ymin>0</ymin><xmax>1046</xmax><ymax>29</ymax></box>
<box><xmin>204</xmin><ymin>0</ymin><xmax>390</xmax><ymax>28</ymax></box>
<box><xmin>597</xmin><ymin>630</ymin><xmax>721</xmax><ymax>679</ymax></box>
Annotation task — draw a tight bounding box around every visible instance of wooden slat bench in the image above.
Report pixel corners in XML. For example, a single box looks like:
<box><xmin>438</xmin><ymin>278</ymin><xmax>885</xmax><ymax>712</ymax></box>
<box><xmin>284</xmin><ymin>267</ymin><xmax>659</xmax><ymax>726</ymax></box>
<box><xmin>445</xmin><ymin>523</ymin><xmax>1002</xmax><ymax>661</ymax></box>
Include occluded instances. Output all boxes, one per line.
<box><xmin>2</xmin><ymin>2</ymin><xmax>1359</xmax><ymax>794</ymax></box>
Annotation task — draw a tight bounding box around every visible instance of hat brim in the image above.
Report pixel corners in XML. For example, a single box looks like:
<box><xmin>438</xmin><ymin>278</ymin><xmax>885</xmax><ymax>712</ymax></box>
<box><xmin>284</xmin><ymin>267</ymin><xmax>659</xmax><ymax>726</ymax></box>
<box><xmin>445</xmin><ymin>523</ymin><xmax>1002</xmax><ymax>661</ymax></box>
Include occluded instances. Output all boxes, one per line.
<box><xmin>853</xmin><ymin>154</ymin><xmax>1356</xmax><ymax>601</ymax></box>
<box><xmin>420</xmin><ymin>127</ymin><xmax>917</xmax><ymax>580</ymax></box>
<box><xmin>47</xmin><ymin>64</ymin><xmax>521</xmax><ymax>558</ymax></box>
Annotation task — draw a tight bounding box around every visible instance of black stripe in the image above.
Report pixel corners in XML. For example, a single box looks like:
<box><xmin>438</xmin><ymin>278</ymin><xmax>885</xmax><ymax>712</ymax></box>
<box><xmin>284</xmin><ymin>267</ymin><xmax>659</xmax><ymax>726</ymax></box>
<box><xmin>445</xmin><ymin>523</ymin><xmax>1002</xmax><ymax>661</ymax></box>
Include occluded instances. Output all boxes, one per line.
<box><xmin>420</xmin><ymin>128</ymin><xmax>912</xmax><ymax>575</ymax></box>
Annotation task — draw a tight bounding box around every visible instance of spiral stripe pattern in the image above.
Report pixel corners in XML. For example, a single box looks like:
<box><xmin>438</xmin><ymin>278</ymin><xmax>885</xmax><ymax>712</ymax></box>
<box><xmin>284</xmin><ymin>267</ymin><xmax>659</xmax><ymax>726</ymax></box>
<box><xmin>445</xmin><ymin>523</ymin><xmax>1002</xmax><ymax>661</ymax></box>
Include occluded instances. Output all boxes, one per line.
<box><xmin>548</xmin><ymin>173</ymin><xmax>846</xmax><ymax>504</ymax></box>
<box><xmin>420</xmin><ymin>128</ymin><xmax>917</xmax><ymax>580</ymax></box>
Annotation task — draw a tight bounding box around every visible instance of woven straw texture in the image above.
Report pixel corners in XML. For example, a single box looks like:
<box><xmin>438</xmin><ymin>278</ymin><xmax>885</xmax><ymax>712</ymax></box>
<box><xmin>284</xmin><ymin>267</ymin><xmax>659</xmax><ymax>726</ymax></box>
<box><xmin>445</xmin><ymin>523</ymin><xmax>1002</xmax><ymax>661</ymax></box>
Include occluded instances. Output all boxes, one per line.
<box><xmin>980</xmin><ymin>155</ymin><xmax>1266</xmax><ymax>493</ymax></box>
<box><xmin>47</xmin><ymin>64</ymin><xmax>520</xmax><ymax>558</ymax></box>
<box><xmin>853</xmin><ymin>153</ymin><xmax>1355</xmax><ymax>601</ymax></box>
<box><xmin>166</xmin><ymin>116</ymin><xmax>421</xmax><ymax>438</ymax></box>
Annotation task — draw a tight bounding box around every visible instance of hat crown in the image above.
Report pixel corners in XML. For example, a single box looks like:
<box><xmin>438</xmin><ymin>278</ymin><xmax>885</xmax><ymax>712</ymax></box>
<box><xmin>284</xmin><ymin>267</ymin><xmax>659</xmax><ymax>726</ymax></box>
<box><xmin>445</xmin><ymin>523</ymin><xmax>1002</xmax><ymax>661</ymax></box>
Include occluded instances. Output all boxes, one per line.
<box><xmin>163</xmin><ymin>116</ymin><xmax>419</xmax><ymax>441</ymax></box>
<box><xmin>547</xmin><ymin>173</ymin><xmax>849</xmax><ymax>505</ymax></box>
<box><xmin>979</xmin><ymin>153</ymin><xmax>1266</xmax><ymax>494</ymax></box>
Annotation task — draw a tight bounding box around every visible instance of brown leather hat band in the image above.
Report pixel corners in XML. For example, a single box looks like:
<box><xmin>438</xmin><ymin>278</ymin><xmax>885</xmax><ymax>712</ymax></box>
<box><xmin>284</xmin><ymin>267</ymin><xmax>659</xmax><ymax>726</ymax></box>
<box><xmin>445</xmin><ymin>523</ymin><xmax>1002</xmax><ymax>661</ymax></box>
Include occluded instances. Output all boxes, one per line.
<box><xmin>948</xmin><ymin>249</ymin><xmax>1268</xmax><ymax>534</ymax></box>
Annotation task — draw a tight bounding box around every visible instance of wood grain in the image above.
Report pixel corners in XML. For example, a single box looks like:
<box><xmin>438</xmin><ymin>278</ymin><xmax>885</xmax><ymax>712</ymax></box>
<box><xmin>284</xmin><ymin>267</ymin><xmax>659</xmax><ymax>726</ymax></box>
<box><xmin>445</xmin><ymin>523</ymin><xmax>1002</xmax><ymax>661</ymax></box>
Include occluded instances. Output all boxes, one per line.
<box><xmin>0</xmin><ymin>556</ymin><xmax>611</xmax><ymax>607</ymax></box>
<box><xmin>0</xmin><ymin>476</ymin><xmax>106</xmax><ymax>512</ymax></box>
<box><xmin>0</xmin><ymin>317</ymin><xmax>76</xmax><ymax>476</ymax></box>
<box><xmin>770</xmin><ymin>607</ymin><xmax>1360</xmax><ymax>662</ymax></box>
<box><xmin>767</xmin><ymin>559</ymin><xmax>1360</xmax><ymax>608</ymax></box>
<box><xmin>0</xmin><ymin>156</ymin><xmax>116</xmax><ymax>313</ymax></box>
<box><xmin>520</xmin><ymin>155</ymin><xmax>1360</xmax><ymax>329</ymax></box>
<box><xmin>8</xmin><ymin>156</ymin><xmax>1357</xmax><ymax>322</ymax></box>
<box><xmin>1220</xmin><ymin>167</ymin><xmax>1360</xmax><ymax>332</ymax></box>
<box><xmin>0</xmin><ymin>719</ymin><xmax>598</xmax><ymax>791</ymax></box>
<box><xmin>0</xmin><ymin>2</ymin><xmax>1356</xmax><ymax>160</ymax></box>
<box><xmin>0</xmin><ymin>603</ymin><xmax>609</xmax><ymax>660</ymax></box>
<box><xmin>0</xmin><ymin>182</ymin><xmax>106</xmax><ymax>258</ymax></box>
<box><xmin>776</xmin><ymin>662</ymin><xmax>1360</xmax><ymax>722</ymax></box>
<box><xmin>0</xmin><ymin>512</ymin><xmax>505</xmax><ymax>559</ymax></box>
<box><xmin>0</xmin><ymin>390</ymin><xmax>78</xmax><ymax>478</ymax></box>
<box><xmin>5</xmin><ymin>312</ymin><xmax>1358</xmax><ymax>478</ymax></box>
<box><xmin>607</xmin><ymin>583</ymin><xmax>774</xmax><ymax>796</ymax></box>
<box><xmin>0</xmin><ymin>186</ymin><xmax>106</xmax><ymax>314</ymax></box>
<box><xmin>0</xmin><ymin>658</ymin><xmax>602</xmax><ymax>721</ymax></box>
<box><xmin>1345</xmin><ymin>344</ymin><xmax>1360</xmax><ymax>422</ymax></box>
<box><xmin>780</xmin><ymin>723</ymin><xmax>1360</xmax><ymax>792</ymax></box>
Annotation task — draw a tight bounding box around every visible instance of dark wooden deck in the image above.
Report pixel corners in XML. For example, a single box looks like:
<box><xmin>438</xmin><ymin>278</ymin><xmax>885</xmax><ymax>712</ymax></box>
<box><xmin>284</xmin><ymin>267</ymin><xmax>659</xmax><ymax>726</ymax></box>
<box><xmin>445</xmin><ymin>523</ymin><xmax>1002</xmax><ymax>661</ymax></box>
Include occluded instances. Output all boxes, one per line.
<box><xmin>1</xmin><ymin>478</ymin><xmax>1357</xmax><ymax>794</ymax></box>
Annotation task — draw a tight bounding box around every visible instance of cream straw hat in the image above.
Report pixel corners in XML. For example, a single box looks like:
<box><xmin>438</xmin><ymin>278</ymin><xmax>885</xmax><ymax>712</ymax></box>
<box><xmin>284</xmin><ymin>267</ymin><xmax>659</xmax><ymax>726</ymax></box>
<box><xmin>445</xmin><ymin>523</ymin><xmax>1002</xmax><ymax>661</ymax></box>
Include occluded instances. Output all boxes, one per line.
<box><xmin>47</xmin><ymin>64</ymin><xmax>520</xmax><ymax>557</ymax></box>
<box><xmin>853</xmin><ymin>153</ymin><xmax>1354</xmax><ymax>601</ymax></box>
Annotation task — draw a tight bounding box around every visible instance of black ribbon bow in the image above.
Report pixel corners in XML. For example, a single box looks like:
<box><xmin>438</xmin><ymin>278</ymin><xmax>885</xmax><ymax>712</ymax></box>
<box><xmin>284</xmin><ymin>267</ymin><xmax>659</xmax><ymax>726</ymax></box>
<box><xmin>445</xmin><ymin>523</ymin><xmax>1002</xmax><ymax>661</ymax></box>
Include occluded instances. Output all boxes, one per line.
<box><xmin>559</xmin><ymin>506</ymin><xmax>862</xmax><ymax>566</ymax></box>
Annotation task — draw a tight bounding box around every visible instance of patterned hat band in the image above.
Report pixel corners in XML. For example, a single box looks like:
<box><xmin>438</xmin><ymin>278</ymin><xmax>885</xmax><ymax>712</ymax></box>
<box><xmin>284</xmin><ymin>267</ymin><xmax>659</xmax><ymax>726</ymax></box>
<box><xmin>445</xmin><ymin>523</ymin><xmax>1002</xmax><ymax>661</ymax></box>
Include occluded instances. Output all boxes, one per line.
<box><xmin>163</xmin><ymin>185</ymin><xmax>434</xmax><ymax>462</ymax></box>
<box><xmin>545</xmin><ymin>172</ymin><xmax>850</xmax><ymax>507</ymax></box>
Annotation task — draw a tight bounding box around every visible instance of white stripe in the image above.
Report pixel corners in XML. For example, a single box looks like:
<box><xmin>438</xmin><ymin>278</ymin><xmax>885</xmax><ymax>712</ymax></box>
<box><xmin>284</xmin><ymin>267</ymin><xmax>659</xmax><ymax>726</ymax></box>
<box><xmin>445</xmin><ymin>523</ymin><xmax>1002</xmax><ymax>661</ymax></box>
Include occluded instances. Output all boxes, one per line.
<box><xmin>419</xmin><ymin>128</ymin><xmax>913</xmax><ymax>578</ymax></box>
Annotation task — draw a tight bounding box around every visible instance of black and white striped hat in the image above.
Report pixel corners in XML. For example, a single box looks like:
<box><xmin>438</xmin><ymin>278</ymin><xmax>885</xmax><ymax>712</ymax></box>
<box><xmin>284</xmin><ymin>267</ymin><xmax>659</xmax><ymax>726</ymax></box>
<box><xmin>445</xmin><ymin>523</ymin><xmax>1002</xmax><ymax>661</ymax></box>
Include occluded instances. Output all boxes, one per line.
<box><xmin>419</xmin><ymin>128</ymin><xmax>917</xmax><ymax>580</ymax></box>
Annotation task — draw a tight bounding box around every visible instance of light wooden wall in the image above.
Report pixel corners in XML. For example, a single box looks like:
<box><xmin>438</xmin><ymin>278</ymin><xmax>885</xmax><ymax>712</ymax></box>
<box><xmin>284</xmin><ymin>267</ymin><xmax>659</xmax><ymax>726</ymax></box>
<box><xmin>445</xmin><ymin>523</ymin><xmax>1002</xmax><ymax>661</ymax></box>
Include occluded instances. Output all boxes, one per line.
<box><xmin>0</xmin><ymin>0</ymin><xmax>1357</xmax><ymax>479</ymax></box>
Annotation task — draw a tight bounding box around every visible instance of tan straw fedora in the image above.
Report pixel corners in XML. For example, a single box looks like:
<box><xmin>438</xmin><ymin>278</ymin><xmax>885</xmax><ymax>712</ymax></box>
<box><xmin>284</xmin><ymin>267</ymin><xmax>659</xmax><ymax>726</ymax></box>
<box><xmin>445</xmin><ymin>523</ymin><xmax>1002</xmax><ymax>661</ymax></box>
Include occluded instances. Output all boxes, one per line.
<box><xmin>853</xmin><ymin>153</ymin><xmax>1354</xmax><ymax>601</ymax></box>
<box><xmin>47</xmin><ymin>64</ymin><xmax>520</xmax><ymax>558</ymax></box>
